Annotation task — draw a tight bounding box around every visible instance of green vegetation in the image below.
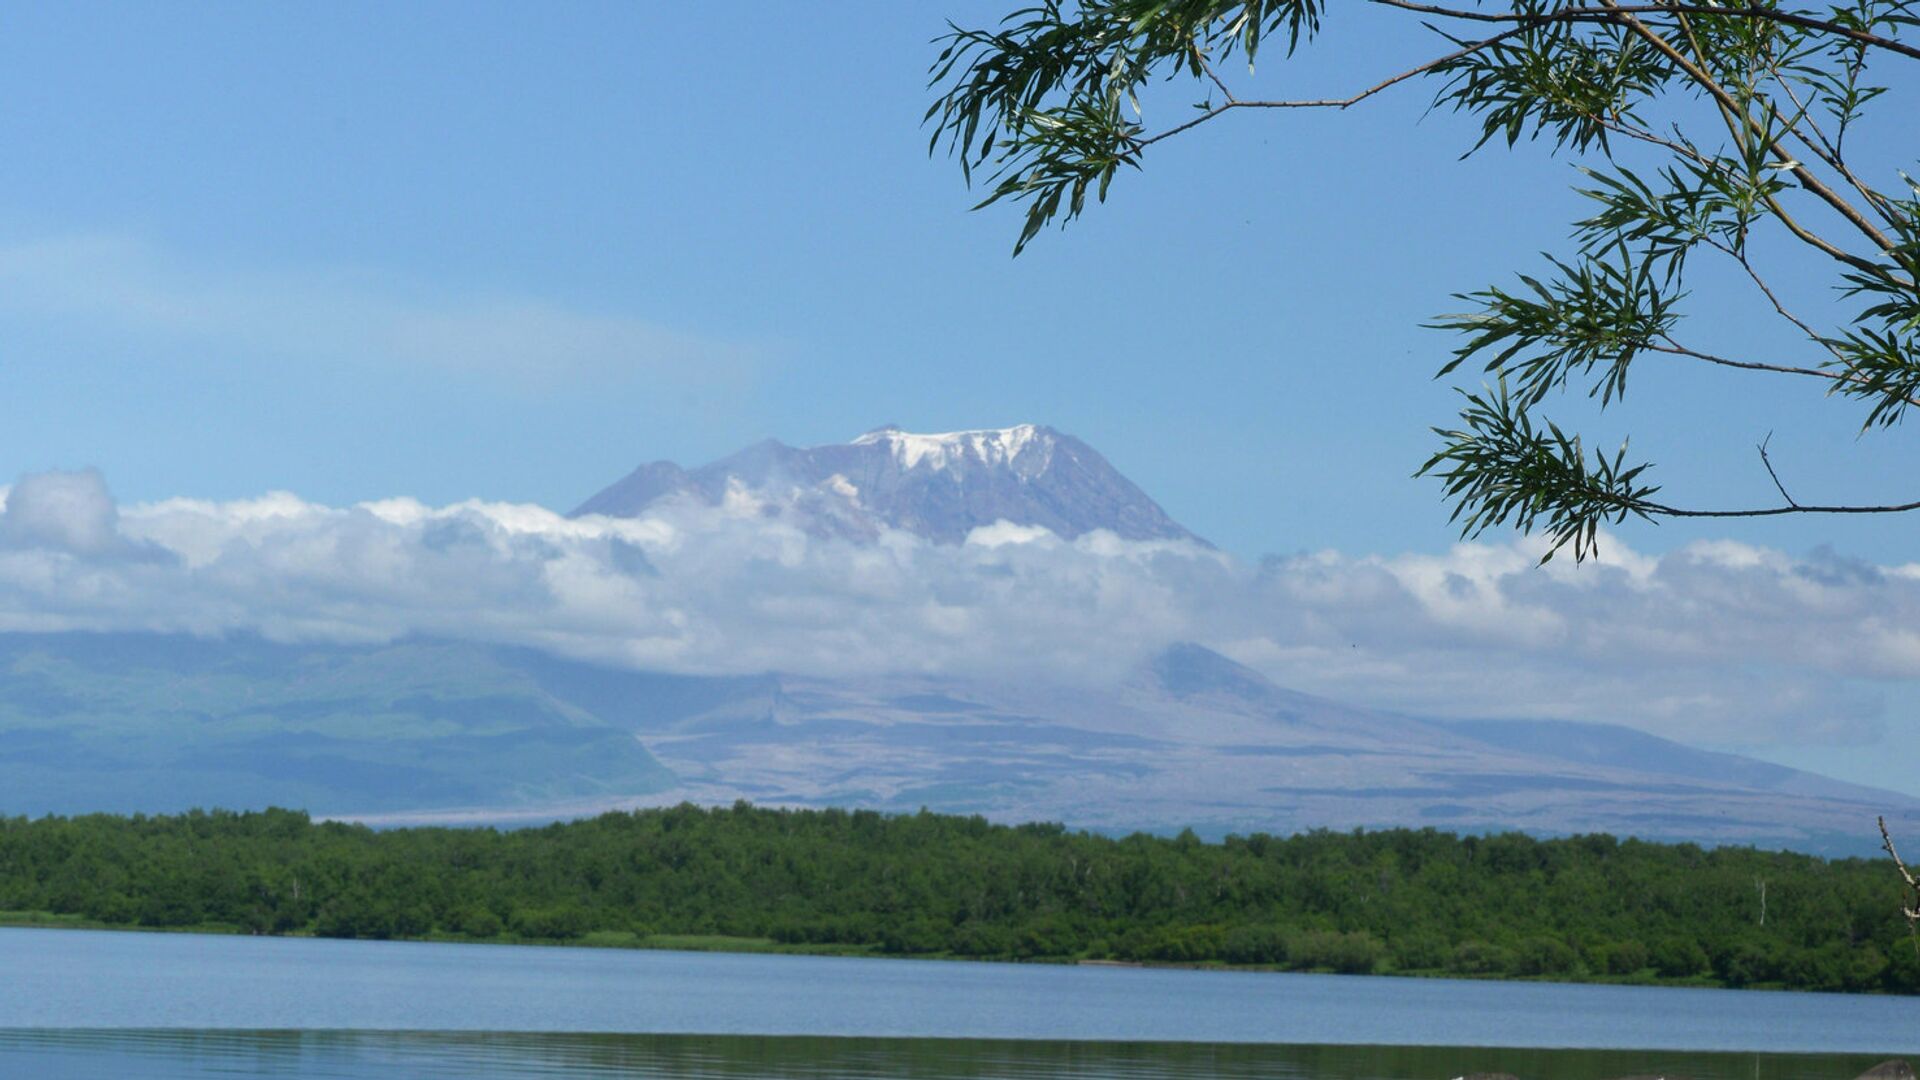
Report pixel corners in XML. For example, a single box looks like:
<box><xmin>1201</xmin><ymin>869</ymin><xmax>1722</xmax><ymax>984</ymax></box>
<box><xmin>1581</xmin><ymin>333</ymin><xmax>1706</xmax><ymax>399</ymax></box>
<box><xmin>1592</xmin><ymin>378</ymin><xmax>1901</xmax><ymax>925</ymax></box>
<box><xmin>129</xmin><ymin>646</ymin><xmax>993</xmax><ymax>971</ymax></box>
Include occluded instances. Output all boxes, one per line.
<box><xmin>0</xmin><ymin>802</ymin><xmax>1914</xmax><ymax>993</ymax></box>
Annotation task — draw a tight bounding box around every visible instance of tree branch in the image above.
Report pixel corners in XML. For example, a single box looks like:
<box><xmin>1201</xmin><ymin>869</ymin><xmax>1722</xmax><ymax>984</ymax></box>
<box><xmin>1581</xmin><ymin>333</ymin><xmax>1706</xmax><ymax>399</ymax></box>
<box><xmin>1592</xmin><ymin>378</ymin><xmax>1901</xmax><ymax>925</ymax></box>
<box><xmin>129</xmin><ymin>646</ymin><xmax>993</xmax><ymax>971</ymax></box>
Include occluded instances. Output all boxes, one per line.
<box><xmin>1646</xmin><ymin>339</ymin><xmax>1920</xmax><ymax>409</ymax></box>
<box><xmin>1763</xmin><ymin>65</ymin><xmax>1897</xmax><ymax>226</ymax></box>
<box><xmin>1880</xmin><ymin>817</ymin><xmax>1920</xmax><ymax>937</ymax></box>
<box><xmin>1621</xmin><ymin>7</ymin><xmax>1892</xmax><ymax>246</ymax></box>
<box><xmin>1649</xmin><ymin>496</ymin><xmax>1920</xmax><ymax>518</ymax></box>
<box><xmin>1756</xmin><ymin>432</ymin><xmax>1799</xmax><ymax>508</ymax></box>
<box><xmin>1140</xmin><ymin>25</ymin><xmax>1535</xmax><ymax>148</ymax></box>
<box><xmin>1597</xmin><ymin>1</ymin><xmax>1901</xmax><ymax>266</ymax></box>
<box><xmin>1645</xmin><ymin>340</ymin><xmax>1834</xmax><ymax>382</ymax></box>
<box><xmin>1593</xmin><ymin>112</ymin><xmax>1891</xmax><ymax>282</ymax></box>
<box><xmin>1696</xmin><ymin>237</ymin><xmax>1847</xmax><ymax>361</ymax></box>
<box><xmin>1190</xmin><ymin>40</ymin><xmax>1237</xmax><ymax>103</ymax></box>
<box><xmin>1367</xmin><ymin>0</ymin><xmax>1920</xmax><ymax>63</ymax></box>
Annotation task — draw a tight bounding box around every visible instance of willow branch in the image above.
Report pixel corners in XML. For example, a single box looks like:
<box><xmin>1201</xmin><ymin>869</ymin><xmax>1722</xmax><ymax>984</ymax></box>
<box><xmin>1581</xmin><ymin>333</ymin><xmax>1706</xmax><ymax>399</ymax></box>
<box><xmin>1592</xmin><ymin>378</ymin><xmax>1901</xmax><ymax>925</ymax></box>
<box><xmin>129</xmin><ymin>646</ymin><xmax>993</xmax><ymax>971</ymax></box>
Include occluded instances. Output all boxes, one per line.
<box><xmin>1756</xmin><ymin>433</ymin><xmax>1799</xmax><ymax>507</ymax></box>
<box><xmin>1671</xmin><ymin>7</ymin><xmax>1754</xmax><ymax>161</ymax></box>
<box><xmin>1644</xmin><ymin>340</ymin><xmax>1858</xmax><ymax>386</ymax></box>
<box><xmin>1763</xmin><ymin>67</ymin><xmax>1896</xmax><ymax>224</ymax></box>
<box><xmin>1693</xmin><ymin>237</ymin><xmax>1847</xmax><ymax>360</ymax></box>
<box><xmin>1141</xmin><ymin>25</ymin><xmax>1532</xmax><ymax>147</ymax></box>
<box><xmin>1592</xmin><ymin>113</ymin><xmax>1902</xmax><ymax>319</ymax></box>
<box><xmin>1190</xmin><ymin>40</ymin><xmax>1237</xmax><ymax>102</ymax></box>
<box><xmin>1592</xmin><ymin>119</ymin><xmax>1884</xmax><ymax>282</ymax></box>
<box><xmin>1599</xmin><ymin>1</ymin><xmax>1899</xmax><ymax>265</ymax></box>
<box><xmin>1644</xmin><ymin>339</ymin><xmax>1920</xmax><ymax>420</ymax></box>
<box><xmin>1367</xmin><ymin>0</ymin><xmax>1920</xmax><ymax>63</ymax></box>
<box><xmin>1646</xmin><ymin>496</ymin><xmax>1920</xmax><ymax>518</ymax></box>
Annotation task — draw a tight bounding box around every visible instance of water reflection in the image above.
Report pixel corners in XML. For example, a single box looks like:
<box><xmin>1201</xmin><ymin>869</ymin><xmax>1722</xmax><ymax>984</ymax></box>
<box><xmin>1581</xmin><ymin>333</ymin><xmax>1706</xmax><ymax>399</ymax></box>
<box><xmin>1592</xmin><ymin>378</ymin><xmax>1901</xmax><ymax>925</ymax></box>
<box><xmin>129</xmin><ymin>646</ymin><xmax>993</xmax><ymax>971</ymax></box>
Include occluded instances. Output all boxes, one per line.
<box><xmin>0</xmin><ymin>1031</ymin><xmax>1898</xmax><ymax>1080</ymax></box>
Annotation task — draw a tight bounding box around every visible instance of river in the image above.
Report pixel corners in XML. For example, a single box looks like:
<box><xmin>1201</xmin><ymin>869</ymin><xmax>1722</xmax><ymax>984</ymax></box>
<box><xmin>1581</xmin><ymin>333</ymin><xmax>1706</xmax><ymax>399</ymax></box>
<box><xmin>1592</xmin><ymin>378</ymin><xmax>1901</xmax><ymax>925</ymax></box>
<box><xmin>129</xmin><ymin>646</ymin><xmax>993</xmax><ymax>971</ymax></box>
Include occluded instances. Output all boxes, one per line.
<box><xmin>2</xmin><ymin>927</ymin><xmax>1915</xmax><ymax>1077</ymax></box>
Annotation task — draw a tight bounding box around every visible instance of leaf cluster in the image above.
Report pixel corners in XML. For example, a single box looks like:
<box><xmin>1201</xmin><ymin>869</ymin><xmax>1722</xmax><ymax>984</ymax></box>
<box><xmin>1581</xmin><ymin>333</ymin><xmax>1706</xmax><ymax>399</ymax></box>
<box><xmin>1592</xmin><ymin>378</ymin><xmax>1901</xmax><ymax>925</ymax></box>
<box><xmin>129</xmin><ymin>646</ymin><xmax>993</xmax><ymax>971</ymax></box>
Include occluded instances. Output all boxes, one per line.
<box><xmin>1421</xmin><ymin>380</ymin><xmax>1659</xmax><ymax>561</ymax></box>
<box><xmin>927</xmin><ymin>1</ymin><xmax>1325</xmax><ymax>252</ymax></box>
<box><xmin>1434</xmin><ymin>13</ymin><xmax>1670</xmax><ymax>155</ymax></box>
<box><xmin>1833</xmin><ymin>184</ymin><xmax>1920</xmax><ymax>427</ymax></box>
<box><xmin>1433</xmin><ymin>245</ymin><xmax>1682</xmax><ymax>409</ymax></box>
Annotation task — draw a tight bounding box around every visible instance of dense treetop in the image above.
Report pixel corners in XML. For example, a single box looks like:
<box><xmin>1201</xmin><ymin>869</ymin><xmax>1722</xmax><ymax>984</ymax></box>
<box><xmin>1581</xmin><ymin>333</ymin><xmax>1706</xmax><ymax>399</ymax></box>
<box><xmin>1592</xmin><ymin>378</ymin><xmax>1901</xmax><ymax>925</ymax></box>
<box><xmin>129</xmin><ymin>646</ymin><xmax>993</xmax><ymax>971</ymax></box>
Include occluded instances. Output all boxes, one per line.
<box><xmin>0</xmin><ymin>803</ymin><xmax>1913</xmax><ymax>994</ymax></box>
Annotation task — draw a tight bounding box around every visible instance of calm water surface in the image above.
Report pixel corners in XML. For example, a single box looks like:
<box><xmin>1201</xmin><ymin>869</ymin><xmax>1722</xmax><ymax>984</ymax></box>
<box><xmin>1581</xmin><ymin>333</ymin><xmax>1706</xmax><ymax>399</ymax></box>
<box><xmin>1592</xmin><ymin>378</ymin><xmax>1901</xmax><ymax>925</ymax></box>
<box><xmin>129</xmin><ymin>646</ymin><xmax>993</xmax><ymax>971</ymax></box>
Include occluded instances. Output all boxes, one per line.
<box><xmin>3</xmin><ymin>927</ymin><xmax>1917</xmax><ymax>1078</ymax></box>
<box><xmin>0</xmin><ymin>1031</ymin><xmax>1908</xmax><ymax>1080</ymax></box>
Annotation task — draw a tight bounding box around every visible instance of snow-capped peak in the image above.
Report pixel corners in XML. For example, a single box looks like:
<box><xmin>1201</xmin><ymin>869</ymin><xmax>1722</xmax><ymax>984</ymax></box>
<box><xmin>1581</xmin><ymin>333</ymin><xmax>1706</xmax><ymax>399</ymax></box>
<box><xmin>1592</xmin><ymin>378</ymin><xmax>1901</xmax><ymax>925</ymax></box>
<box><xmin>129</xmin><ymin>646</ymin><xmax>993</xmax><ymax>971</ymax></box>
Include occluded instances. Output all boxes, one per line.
<box><xmin>574</xmin><ymin>423</ymin><xmax>1206</xmax><ymax>546</ymax></box>
<box><xmin>851</xmin><ymin>424</ymin><xmax>1048</xmax><ymax>471</ymax></box>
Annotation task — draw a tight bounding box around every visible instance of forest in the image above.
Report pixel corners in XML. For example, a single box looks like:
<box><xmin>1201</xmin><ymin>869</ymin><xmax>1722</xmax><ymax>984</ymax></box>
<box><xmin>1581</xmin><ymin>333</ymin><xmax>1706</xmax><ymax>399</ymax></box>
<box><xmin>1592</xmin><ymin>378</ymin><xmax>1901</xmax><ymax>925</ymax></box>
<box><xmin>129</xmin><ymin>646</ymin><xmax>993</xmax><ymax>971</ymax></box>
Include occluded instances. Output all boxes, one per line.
<box><xmin>0</xmin><ymin>802</ymin><xmax>1913</xmax><ymax>995</ymax></box>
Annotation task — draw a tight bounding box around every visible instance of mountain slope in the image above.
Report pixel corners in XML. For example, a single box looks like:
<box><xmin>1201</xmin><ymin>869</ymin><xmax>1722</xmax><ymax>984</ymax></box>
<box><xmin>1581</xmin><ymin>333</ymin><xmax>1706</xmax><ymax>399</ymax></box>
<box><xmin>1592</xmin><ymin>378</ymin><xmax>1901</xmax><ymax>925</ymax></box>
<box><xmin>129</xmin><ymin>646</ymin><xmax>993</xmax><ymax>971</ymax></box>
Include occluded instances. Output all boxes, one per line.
<box><xmin>571</xmin><ymin>424</ymin><xmax>1206</xmax><ymax>545</ymax></box>
<box><xmin>0</xmin><ymin>633</ymin><xmax>675</xmax><ymax>816</ymax></box>
<box><xmin>565</xmin><ymin>643</ymin><xmax>1917</xmax><ymax>856</ymax></box>
<box><xmin>2</xmin><ymin>632</ymin><xmax>1910</xmax><ymax>857</ymax></box>
<box><xmin>1431</xmin><ymin>717</ymin><xmax>1890</xmax><ymax>804</ymax></box>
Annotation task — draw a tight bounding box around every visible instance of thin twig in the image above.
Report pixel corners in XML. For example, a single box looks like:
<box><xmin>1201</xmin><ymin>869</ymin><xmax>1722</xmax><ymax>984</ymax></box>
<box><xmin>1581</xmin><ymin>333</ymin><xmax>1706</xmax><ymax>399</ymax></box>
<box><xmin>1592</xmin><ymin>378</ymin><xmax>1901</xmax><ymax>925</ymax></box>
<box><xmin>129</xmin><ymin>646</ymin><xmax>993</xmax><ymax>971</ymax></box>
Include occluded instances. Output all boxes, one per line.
<box><xmin>1190</xmin><ymin>41</ymin><xmax>1237</xmax><ymax>103</ymax></box>
<box><xmin>1598</xmin><ymin>113</ymin><xmax>1718</xmax><ymax>166</ymax></box>
<box><xmin>1648</xmin><ymin>496</ymin><xmax>1920</xmax><ymax>517</ymax></box>
<box><xmin>1756</xmin><ymin>432</ymin><xmax>1798</xmax><ymax>508</ymax></box>
<box><xmin>1141</xmin><ymin>25</ymin><xmax>1533</xmax><ymax>147</ymax></box>
<box><xmin>1644</xmin><ymin>339</ymin><xmax>1881</xmax><ymax>390</ymax></box>
<box><xmin>1649</xmin><ymin>338</ymin><xmax>1920</xmax><ymax>416</ymax></box>
<box><xmin>1695</xmin><ymin>238</ymin><xmax>1849</xmax><ymax>361</ymax></box>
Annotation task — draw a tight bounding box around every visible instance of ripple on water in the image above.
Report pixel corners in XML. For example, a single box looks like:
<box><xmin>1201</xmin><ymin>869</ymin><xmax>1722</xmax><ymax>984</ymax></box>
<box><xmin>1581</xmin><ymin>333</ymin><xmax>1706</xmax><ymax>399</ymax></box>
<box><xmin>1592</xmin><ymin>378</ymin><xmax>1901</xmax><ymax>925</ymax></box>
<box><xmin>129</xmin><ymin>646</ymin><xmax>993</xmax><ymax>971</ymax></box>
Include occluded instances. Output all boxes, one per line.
<box><xmin>0</xmin><ymin>1031</ymin><xmax>1906</xmax><ymax>1080</ymax></box>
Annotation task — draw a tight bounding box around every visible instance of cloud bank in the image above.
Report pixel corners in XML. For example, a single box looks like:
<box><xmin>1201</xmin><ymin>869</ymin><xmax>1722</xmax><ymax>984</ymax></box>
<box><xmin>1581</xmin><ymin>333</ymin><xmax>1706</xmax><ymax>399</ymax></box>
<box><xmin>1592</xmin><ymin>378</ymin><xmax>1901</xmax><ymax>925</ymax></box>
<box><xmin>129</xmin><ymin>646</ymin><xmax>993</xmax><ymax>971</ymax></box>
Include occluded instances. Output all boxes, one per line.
<box><xmin>1</xmin><ymin>468</ymin><xmax>1913</xmax><ymax>749</ymax></box>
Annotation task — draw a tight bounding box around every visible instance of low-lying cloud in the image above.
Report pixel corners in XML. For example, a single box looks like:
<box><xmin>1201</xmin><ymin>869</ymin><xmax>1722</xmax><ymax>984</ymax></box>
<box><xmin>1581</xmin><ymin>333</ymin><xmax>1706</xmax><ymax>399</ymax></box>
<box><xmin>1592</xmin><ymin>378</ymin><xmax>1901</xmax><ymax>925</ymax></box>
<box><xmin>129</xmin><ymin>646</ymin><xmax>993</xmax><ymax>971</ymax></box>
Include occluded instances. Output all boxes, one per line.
<box><xmin>1</xmin><ymin>468</ymin><xmax>1913</xmax><ymax>750</ymax></box>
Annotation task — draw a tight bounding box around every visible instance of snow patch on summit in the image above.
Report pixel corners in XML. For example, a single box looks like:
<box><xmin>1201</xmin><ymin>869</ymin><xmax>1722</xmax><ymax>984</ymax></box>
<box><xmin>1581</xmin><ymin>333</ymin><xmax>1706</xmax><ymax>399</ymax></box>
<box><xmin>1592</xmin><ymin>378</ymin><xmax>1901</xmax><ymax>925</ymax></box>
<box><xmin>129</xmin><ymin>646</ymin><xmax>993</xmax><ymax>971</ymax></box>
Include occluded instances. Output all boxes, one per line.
<box><xmin>852</xmin><ymin>424</ymin><xmax>1047</xmax><ymax>471</ymax></box>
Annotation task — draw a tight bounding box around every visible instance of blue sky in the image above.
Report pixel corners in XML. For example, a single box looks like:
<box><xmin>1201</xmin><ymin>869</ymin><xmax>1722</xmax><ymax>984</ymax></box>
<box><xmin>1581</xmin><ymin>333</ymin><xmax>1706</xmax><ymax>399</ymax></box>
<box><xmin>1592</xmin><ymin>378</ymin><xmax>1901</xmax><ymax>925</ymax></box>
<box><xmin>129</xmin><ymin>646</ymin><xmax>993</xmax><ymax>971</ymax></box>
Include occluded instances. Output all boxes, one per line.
<box><xmin>2</xmin><ymin>3</ymin><xmax>1918</xmax><ymax>791</ymax></box>
<box><xmin>2</xmin><ymin>1</ymin><xmax>1908</xmax><ymax>560</ymax></box>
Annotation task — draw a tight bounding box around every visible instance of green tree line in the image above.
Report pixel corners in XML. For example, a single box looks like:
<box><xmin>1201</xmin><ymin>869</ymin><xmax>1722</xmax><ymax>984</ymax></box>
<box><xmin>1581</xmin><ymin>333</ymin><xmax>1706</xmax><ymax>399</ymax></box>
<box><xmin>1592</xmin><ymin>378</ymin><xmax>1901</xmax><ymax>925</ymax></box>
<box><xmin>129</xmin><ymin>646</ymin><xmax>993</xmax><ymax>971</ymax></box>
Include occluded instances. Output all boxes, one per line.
<box><xmin>0</xmin><ymin>803</ymin><xmax>1913</xmax><ymax>994</ymax></box>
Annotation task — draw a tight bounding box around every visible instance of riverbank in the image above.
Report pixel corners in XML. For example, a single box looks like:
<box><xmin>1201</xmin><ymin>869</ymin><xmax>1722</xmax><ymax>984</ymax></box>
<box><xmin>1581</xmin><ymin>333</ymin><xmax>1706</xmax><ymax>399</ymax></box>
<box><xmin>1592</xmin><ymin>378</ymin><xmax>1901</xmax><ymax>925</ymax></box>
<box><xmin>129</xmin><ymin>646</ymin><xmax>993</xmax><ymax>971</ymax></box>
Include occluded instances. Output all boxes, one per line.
<box><xmin>0</xmin><ymin>910</ymin><xmax>1777</xmax><ymax>995</ymax></box>
<box><xmin>0</xmin><ymin>910</ymin><xmax>875</xmax><ymax>956</ymax></box>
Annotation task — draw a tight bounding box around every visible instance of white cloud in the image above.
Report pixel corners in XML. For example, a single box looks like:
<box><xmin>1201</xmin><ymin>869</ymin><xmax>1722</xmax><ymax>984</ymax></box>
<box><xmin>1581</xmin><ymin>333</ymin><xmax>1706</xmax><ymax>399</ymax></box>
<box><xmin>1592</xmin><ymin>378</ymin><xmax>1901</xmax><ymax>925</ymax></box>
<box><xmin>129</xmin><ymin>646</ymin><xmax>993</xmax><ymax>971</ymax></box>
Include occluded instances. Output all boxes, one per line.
<box><xmin>0</xmin><ymin>469</ymin><xmax>128</xmax><ymax>557</ymax></box>
<box><xmin>0</xmin><ymin>468</ymin><xmax>1913</xmax><ymax>751</ymax></box>
<box><xmin>0</xmin><ymin>233</ymin><xmax>754</xmax><ymax>383</ymax></box>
